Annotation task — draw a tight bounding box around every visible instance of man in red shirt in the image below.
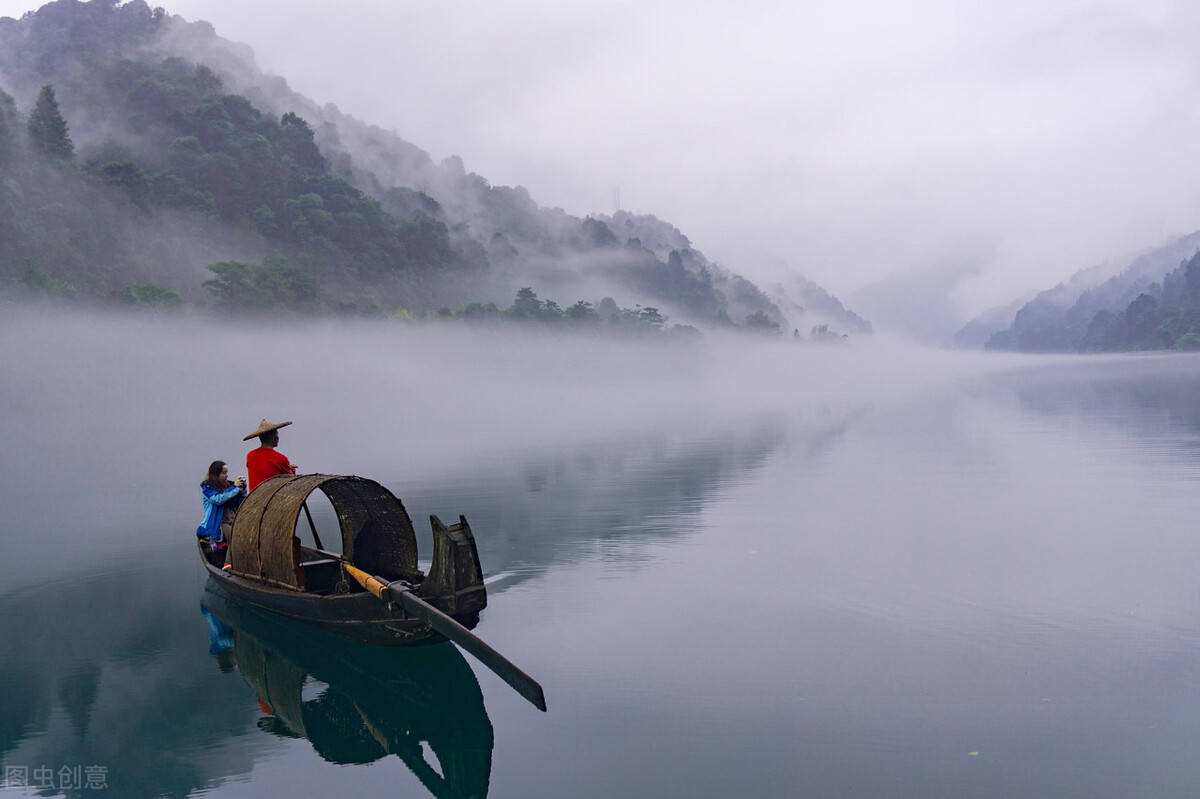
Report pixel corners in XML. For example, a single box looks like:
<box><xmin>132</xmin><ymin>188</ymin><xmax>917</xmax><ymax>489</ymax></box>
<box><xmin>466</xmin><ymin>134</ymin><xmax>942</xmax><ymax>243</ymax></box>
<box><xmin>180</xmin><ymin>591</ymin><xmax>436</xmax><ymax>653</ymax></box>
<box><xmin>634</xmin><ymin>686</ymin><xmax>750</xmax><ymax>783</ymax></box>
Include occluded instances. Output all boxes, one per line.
<box><xmin>243</xmin><ymin>419</ymin><xmax>298</xmax><ymax>490</ymax></box>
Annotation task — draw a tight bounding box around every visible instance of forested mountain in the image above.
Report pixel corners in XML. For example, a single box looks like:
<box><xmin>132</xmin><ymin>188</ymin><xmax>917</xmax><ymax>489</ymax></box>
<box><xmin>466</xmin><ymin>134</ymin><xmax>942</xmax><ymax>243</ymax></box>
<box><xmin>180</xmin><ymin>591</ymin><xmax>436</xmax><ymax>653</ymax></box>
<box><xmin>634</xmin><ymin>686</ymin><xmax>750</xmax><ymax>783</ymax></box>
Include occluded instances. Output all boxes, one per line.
<box><xmin>983</xmin><ymin>231</ymin><xmax>1200</xmax><ymax>352</ymax></box>
<box><xmin>0</xmin><ymin>0</ymin><xmax>868</xmax><ymax>339</ymax></box>
<box><xmin>951</xmin><ymin>295</ymin><xmax>1031</xmax><ymax>349</ymax></box>
<box><xmin>767</xmin><ymin>271</ymin><xmax>872</xmax><ymax>340</ymax></box>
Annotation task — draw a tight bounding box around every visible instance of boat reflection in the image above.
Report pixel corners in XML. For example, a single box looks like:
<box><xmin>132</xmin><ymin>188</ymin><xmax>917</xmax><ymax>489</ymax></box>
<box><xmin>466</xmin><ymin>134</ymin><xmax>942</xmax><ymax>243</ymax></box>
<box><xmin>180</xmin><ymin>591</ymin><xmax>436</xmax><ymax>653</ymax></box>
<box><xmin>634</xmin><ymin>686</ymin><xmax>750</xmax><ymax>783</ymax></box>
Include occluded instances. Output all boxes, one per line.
<box><xmin>201</xmin><ymin>580</ymin><xmax>494</xmax><ymax>798</ymax></box>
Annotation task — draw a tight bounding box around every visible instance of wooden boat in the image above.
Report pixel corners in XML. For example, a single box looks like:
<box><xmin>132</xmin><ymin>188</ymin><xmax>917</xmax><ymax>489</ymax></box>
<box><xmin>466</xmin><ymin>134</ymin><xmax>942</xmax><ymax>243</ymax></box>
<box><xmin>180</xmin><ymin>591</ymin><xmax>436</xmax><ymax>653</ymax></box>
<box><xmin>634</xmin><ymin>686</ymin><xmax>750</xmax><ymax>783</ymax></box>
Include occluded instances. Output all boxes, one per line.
<box><xmin>198</xmin><ymin>474</ymin><xmax>487</xmax><ymax>646</ymax></box>
<box><xmin>198</xmin><ymin>474</ymin><xmax>545</xmax><ymax>710</ymax></box>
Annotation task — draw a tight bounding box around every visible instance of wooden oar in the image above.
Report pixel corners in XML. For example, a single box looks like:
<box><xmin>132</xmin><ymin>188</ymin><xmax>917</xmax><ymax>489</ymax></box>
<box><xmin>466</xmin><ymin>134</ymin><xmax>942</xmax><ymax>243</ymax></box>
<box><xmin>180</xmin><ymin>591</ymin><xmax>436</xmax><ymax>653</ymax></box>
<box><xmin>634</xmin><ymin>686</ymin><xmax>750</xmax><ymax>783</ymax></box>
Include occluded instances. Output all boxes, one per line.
<box><xmin>342</xmin><ymin>563</ymin><xmax>547</xmax><ymax>712</ymax></box>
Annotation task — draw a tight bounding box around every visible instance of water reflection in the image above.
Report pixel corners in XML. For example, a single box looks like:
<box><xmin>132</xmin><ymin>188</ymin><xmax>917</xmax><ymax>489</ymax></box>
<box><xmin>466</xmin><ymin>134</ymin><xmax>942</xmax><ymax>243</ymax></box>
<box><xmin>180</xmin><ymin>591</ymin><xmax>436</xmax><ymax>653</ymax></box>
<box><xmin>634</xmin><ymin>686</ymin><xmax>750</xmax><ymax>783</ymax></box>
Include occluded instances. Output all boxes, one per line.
<box><xmin>397</xmin><ymin>413</ymin><xmax>853</xmax><ymax>586</ymax></box>
<box><xmin>0</xmin><ymin>568</ymin><xmax>271</xmax><ymax>799</ymax></box>
<box><xmin>0</xmin><ymin>414</ymin><xmax>837</xmax><ymax>797</ymax></box>
<box><xmin>26</xmin><ymin>311</ymin><xmax>1200</xmax><ymax>795</ymax></box>
<box><xmin>201</xmin><ymin>581</ymin><xmax>494</xmax><ymax>798</ymax></box>
<box><xmin>985</xmin><ymin>354</ymin><xmax>1200</xmax><ymax>444</ymax></box>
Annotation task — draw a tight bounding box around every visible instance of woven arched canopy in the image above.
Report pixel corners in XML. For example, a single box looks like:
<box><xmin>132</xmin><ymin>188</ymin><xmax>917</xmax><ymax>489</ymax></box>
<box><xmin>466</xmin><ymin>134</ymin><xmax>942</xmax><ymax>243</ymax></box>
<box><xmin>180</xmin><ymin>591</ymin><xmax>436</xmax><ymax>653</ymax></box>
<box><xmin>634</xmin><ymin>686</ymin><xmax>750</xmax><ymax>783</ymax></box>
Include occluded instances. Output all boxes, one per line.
<box><xmin>230</xmin><ymin>474</ymin><xmax>417</xmax><ymax>590</ymax></box>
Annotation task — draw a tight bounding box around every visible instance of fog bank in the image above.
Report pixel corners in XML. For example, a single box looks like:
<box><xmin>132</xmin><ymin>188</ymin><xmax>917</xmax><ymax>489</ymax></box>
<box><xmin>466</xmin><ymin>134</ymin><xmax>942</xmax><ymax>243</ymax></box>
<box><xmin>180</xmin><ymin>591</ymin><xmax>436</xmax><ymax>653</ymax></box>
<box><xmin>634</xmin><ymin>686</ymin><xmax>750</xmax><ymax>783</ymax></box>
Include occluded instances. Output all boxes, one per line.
<box><xmin>0</xmin><ymin>307</ymin><xmax>1046</xmax><ymax>573</ymax></box>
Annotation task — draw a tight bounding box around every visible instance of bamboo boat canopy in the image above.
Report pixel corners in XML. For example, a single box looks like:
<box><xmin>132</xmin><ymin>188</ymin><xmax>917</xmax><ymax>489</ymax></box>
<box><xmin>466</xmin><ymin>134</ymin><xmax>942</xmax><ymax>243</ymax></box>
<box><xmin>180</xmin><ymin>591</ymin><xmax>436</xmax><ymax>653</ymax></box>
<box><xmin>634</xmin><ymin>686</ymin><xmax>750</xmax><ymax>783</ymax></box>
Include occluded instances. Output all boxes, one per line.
<box><xmin>230</xmin><ymin>474</ymin><xmax>418</xmax><ymax>590</ymax></box>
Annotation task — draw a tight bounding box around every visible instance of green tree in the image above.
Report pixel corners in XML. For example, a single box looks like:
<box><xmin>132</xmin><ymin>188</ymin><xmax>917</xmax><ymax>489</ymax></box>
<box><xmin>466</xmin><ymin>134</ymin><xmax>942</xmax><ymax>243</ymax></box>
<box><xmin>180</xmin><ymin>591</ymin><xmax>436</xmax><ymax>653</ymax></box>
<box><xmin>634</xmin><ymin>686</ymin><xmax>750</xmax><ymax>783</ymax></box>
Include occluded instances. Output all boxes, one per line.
<box><xmin>27</xmin><ymin>84</ymin><xmax>74</xmax><ymax>161</ymax></box>
<box><xmin>1176</xmin><ymin>331</ymin><xmax>1200</xmax><ymax>350</ymax></box>
<box><xmin>459</xmin><ymin>301</ymin><xmax>500</xmax><ymax>319</ymax></box>
<box><xmin>566</xmin><ymin>300</ymin><xmax>600</xmax><ymax>324</ymax></box>
<box><xmin>20</xmin><ymin>265</ymin><xmax>76</xmax><ymax>299</ymax></box>
<box><xmin>638</xmin><ymin>306</ymin><xmax>665</xmax><ymax>328</ymax></box>
<box><xmin>193</xmin><ymin>64</ymin><xmax>222</xmax><ymax>96</ymax></box>
<box><xmin>257</xmin><ymin>253</ymin><xmax>316</xmax><ymax>310</ymax></box>
<box><xmin>203</xmin><ymin>260</ymin><xmax>257</xmax><ymax>310</ymax></box>
<box><xmin>122</xmin><ymin>283</ymin><xmax>181</xmax><ymax>308</ymax></box>
<box><xmin>203</xmin><ymin>255</ymin><xmax>316</xmax><ymax>313</ymax></box>
<box><xmin>278</xmin><ymin>111</ymin><xmax>325</xmax><ymax>175</ymax></box>
<box><xmin>744</xmin><ymin>310</ymin><xmax>781</xmax><ymax>336</ymax></box>
<box><xmin>580</xmin><ymin>217</ymin><xmax>618</xmax><ymax>249</ymax></box>
<box><xmin>509</xmin><ymin>287</ymin><xmax>543</xmax><ymax>319</ymax></box>
<box><xmin>90</xmin><ymin>160</ymin><xmax>151</xmax><ymax>208</ymax></box>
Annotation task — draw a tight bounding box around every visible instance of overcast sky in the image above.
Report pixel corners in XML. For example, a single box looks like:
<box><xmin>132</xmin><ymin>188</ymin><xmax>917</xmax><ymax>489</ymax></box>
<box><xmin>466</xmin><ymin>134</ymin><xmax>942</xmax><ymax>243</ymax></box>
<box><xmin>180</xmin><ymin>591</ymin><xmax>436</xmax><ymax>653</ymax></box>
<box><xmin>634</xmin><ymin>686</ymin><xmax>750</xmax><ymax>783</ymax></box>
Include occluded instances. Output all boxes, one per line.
<box><xmin>4</xmin><ymin>0</ymin><xmax>1200</xmax><ymax>320</ymax></box>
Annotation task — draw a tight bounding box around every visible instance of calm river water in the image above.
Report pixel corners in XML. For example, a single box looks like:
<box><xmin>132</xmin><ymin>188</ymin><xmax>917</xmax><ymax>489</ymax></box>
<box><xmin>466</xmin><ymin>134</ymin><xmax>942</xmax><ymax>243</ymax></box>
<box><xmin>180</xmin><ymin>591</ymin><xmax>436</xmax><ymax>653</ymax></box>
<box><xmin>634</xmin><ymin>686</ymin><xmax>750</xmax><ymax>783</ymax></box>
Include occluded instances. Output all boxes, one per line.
<box><xmin>3</xmin><ymin>309</ymin><xmax>1200</xmax><ymax>797</ymax></box>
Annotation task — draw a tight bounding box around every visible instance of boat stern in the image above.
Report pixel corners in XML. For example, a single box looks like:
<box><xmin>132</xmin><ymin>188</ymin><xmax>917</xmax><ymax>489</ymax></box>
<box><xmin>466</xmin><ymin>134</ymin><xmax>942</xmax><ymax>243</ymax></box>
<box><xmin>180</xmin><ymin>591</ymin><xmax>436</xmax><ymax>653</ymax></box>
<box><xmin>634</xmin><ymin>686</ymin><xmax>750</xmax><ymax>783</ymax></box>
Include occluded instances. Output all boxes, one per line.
<box><xmin>420</xmin><ymin>514</ymin><xmax>487</xmax><ymax>622</ymax></box>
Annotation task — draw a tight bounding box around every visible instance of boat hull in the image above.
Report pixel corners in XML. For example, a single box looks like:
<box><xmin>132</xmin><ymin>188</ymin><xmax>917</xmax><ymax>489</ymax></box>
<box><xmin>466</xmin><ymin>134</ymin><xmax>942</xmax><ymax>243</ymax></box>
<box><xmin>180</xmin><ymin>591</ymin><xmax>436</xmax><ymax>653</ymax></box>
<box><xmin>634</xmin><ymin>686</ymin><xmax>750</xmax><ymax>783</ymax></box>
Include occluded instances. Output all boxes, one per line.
<box><xmin>199</xmin><ymin>543</ymin><xmax>444</xmax><ymax>646</ymax></box>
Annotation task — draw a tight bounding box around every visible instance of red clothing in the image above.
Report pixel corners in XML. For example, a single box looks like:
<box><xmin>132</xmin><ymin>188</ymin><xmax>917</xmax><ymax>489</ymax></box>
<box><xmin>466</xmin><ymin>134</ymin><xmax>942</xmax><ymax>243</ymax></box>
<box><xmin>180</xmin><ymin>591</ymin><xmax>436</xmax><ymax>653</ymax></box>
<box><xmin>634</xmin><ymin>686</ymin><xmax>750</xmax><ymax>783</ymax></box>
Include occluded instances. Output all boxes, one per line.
<box><xmin>247</xmin><ymin>447</ymin><xmax>294</xmax><ymax>490</ymax></box>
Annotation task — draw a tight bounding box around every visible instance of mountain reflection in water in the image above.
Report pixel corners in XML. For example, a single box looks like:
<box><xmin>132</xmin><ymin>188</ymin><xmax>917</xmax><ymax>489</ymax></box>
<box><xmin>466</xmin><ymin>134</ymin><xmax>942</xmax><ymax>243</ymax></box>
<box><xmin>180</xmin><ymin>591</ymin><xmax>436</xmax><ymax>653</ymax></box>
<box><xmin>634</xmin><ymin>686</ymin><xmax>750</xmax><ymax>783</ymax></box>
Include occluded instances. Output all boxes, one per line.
<box><xmin>201</xmin><ymin>581</ymin><xmax>494</xmax><ymax>798</ymax></box>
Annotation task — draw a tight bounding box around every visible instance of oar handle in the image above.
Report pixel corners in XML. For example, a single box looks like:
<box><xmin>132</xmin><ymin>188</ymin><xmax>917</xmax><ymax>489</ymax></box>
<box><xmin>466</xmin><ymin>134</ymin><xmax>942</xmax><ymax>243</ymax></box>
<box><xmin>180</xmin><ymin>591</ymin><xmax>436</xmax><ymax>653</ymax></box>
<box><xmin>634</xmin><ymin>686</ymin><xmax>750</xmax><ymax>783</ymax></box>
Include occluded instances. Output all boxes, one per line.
<box><xmin>349</xmin><ymin>565</ymin><xmax>389</xmax><ymax>601</ymax></box>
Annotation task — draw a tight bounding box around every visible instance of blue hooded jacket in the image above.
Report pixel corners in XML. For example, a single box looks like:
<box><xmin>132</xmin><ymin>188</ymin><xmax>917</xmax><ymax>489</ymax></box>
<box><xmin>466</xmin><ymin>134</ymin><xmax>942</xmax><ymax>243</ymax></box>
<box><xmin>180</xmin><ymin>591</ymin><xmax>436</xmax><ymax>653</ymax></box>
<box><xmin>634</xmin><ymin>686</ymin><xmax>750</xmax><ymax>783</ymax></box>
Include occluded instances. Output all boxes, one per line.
<box><xmin>197</xmin><ymin>481</ymin><xmax>245</xmax><ymax>543</ymax></box>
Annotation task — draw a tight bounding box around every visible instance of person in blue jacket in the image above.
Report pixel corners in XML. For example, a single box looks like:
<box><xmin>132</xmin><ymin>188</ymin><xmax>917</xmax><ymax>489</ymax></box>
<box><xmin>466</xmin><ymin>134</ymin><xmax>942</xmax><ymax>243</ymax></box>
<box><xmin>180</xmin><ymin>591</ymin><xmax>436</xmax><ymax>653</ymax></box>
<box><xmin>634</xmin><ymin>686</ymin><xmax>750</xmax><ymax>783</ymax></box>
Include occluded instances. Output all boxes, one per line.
<box><xmin>198</xmin><ymin>460</ymin><xmax>246</xmax><ymax>561</ymax></box>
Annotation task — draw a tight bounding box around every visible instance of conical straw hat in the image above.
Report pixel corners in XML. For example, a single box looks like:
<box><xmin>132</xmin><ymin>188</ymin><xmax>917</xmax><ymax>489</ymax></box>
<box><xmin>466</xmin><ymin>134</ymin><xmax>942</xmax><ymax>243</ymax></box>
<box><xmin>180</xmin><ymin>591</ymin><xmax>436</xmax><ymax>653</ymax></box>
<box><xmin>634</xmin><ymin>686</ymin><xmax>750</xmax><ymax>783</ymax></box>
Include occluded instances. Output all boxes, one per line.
<box><xmin>243</xmin><ymin>419</ymin><xmax>292</xmax><ymax>441</ymax></box>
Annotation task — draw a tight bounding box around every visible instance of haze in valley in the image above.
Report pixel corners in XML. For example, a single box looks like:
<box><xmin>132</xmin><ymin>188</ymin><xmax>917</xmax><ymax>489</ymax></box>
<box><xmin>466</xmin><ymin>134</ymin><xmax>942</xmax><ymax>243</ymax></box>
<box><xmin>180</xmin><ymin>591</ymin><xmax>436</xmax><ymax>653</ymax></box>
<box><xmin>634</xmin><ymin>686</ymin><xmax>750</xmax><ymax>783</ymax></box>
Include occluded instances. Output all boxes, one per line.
<box><xmin>3</xmin><ymin>0</ymin><xmax>1198</xmax><ymax>336</ymax></box>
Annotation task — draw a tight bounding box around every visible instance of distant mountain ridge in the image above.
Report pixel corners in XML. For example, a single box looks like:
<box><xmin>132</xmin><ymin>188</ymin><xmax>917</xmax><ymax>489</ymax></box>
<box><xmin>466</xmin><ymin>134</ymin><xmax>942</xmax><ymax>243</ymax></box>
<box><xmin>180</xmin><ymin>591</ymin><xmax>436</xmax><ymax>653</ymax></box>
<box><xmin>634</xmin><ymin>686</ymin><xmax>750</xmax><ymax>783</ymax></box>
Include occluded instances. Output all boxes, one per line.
<box><xmin>979</xmin><ymin>231</ymin><xmax>1200</xmax><ymax>352</ymax></box>
<box><xmin>164</xmin><ymin>18</ymin><xmax>872</xmax><ymax>337</ymax></box>
<box><xmin>951</xmin><ymin>295</ymin><xmax>1032</xmax><ymax>349</ymax></box>
<box><xmin>769</xmin><ymin>272</ymin><xmax>873</xmax><ymax>339</ymax></box>
<box><xmin>0</xmin><ymin>0</ymin><xmax>870</xmax><ymax>339</ymax></box>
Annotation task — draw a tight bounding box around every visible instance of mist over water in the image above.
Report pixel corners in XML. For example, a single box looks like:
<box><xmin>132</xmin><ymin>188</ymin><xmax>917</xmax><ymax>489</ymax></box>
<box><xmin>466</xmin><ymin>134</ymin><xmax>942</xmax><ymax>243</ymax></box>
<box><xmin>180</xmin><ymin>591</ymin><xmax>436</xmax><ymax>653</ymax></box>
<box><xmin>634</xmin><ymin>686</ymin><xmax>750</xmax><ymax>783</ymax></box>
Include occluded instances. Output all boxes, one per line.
<box><xmin>4</xmin><ymin>307</ymin><xmax>1200</xmax><ymax>797</ymax></box>
<box><xmin>0</xmin><ymin>306</ymin><xmax>994</xmax><ymax>568</ymax></box>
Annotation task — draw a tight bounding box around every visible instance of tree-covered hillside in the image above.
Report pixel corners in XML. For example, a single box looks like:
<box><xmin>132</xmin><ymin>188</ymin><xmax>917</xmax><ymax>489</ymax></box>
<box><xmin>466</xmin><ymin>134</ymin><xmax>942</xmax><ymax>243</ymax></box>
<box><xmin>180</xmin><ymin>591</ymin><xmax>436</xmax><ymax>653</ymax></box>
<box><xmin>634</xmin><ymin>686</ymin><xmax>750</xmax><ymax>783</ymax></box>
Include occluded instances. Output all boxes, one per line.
<box><xmin>0</xmin><ymin>0</ymin><xmax>480</xmax><ymax>312</ymax></box>
<box><xmin>986</xmin><ymin>232</ymin><xmax>1200</xmax><ymax>352</ymax></box>
<box><xmin>0</xmin><ymin>0</ymin><xmax>868</xmax><ymax>339</ymax></box>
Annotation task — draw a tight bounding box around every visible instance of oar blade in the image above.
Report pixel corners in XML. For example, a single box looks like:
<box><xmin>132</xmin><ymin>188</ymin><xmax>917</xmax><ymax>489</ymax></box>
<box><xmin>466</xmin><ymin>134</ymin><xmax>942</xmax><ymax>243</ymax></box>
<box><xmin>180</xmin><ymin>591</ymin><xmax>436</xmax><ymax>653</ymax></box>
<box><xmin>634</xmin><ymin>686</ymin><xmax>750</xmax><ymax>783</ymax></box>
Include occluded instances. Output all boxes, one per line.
<box><xmin>395</xmin><ymin>590</ymin><xmax>548</xmax><ymax>712</ymax></box>
<box><xmin>342</xmin><ymin>562</ymin><xmax>547</xmax><ymax>711</ymax></box>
